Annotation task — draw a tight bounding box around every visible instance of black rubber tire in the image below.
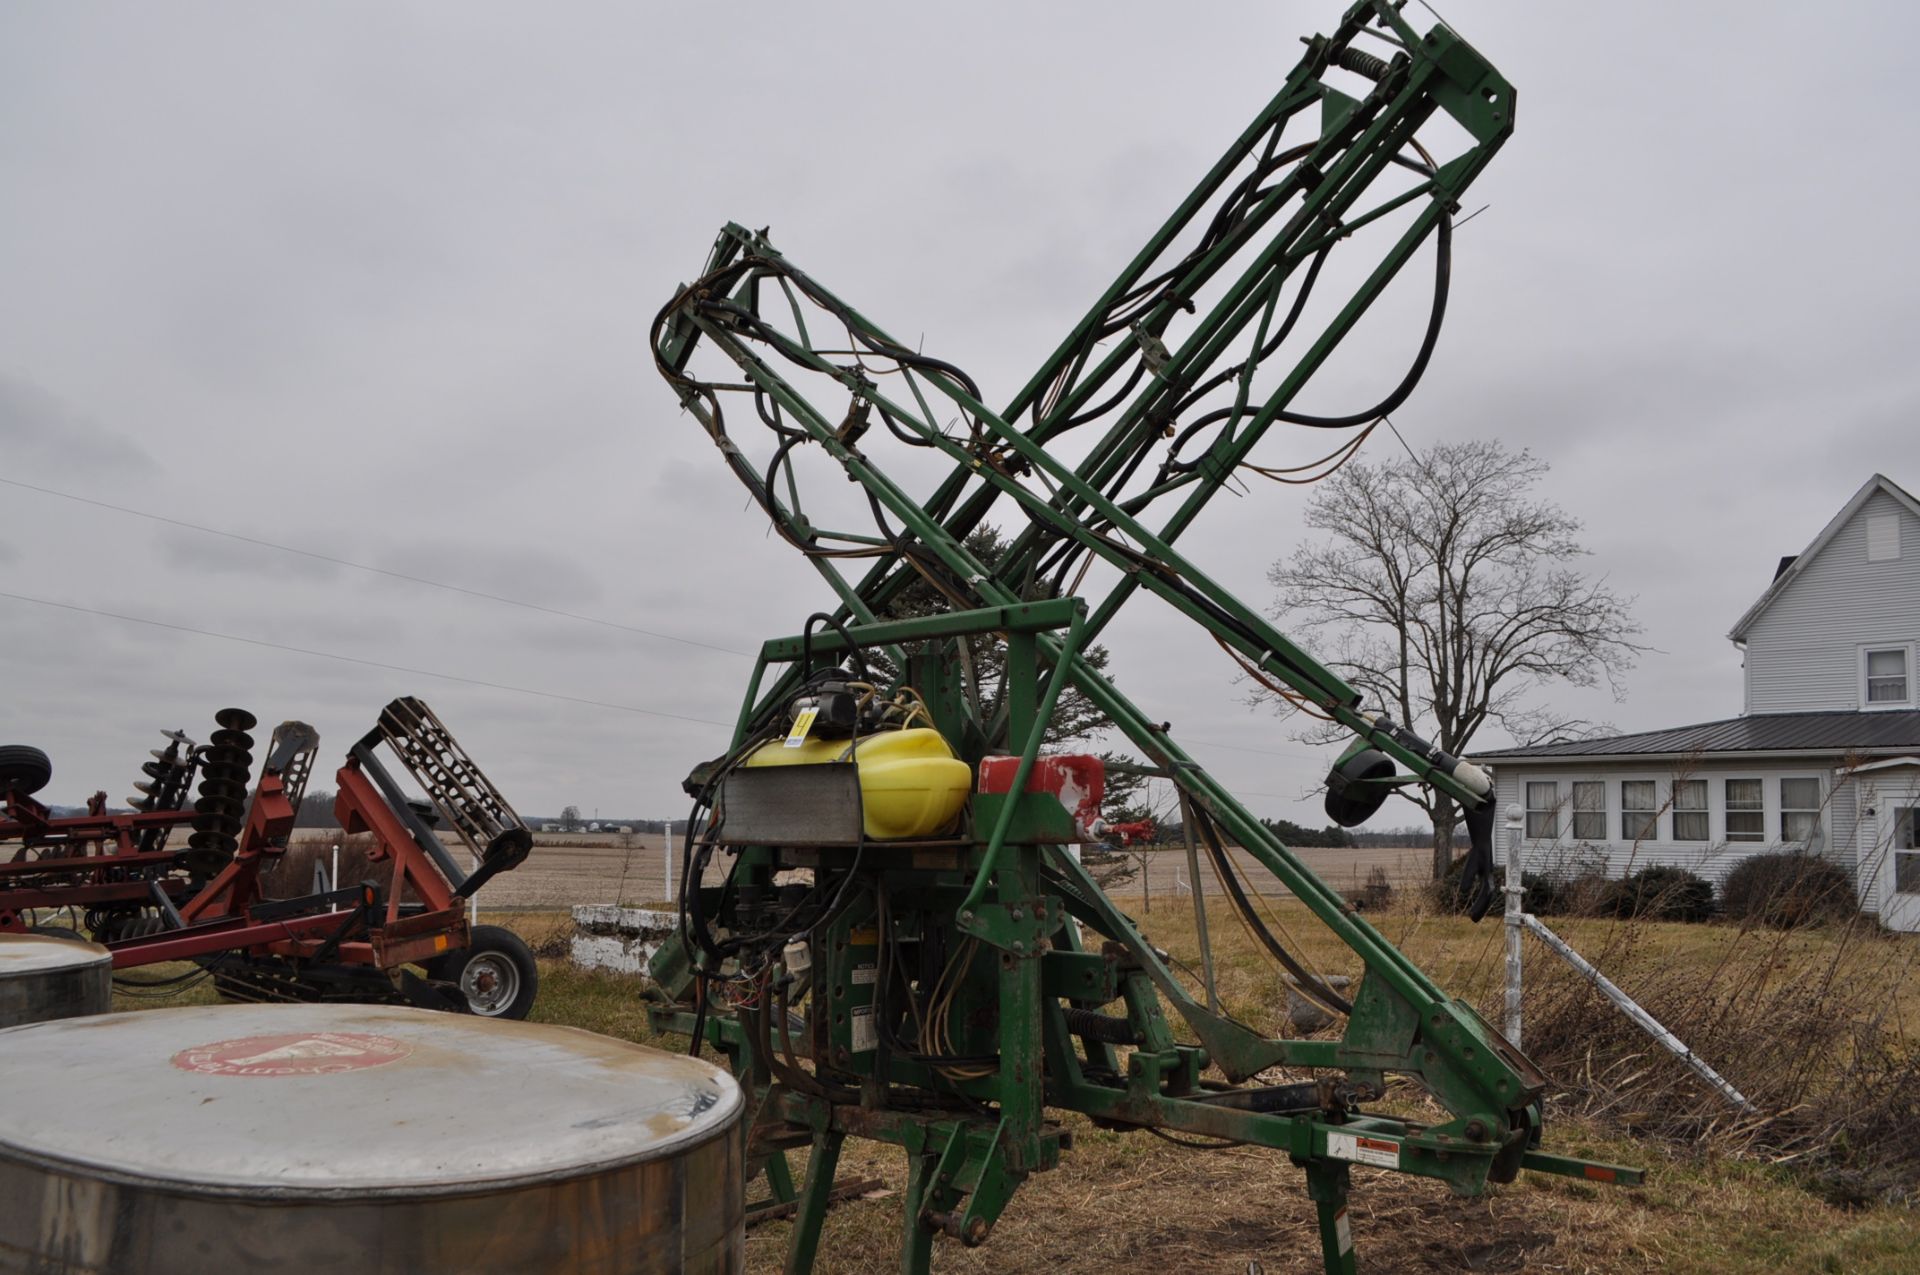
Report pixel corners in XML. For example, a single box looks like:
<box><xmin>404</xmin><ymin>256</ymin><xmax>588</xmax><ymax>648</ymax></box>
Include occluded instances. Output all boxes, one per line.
<box><xmin>0</xmin><ymin>745</ymin><xmax>53</xmax><ymax>797</ymax></box>
<box><xmin>432</xmin><ymin>925</ymin><xmax>538</xmax><ymax>1020</ymax></box>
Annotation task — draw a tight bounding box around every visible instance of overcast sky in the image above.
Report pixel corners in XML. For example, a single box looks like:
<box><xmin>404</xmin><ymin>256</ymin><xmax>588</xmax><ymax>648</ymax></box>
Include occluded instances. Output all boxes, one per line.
<box><xmin>3</xmin><ymin>2</ymin><xmax>1916</xmax><ymax>825</ymax></box>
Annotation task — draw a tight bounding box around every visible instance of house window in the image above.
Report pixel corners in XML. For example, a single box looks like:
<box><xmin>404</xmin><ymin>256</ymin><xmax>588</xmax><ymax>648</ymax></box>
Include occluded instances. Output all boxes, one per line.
<box><xmin>1897</xmin><ymin>809</ymin><xmax>1920</xmax><ymax>894</ymax></box>
<box><xmin>1780</xmin><ymin>778</ymin><xmax>1823</xmax><ymax>849</ymax></box>
<box><xmin>1673</xmin><ymin>779</ymin><xmax>1708</xmax><ymax>842</ymax></box>
<box><xmin>1864</xmin><ymin>647</ymin><xmax>1911</xmax><ymax>707</ymax></box>
<box><xmin>1525</xmin><ymin>781</ymin><xmax>1560</xmax><ymax>840</ymax></box>
<box><xmin>1725</xmin><ymin>778</ymin><xmax>1765</xmax><ymax>842</ymax></box>
<box><xmin>1571</xmin><ymin>781</ymin><xmax>1606</xmax><ymax>841</ymax></box>
<box><xmin>1621</xmin><ymin>780</ymin><xmax>1659</xmax><ymax>842</ymax></box>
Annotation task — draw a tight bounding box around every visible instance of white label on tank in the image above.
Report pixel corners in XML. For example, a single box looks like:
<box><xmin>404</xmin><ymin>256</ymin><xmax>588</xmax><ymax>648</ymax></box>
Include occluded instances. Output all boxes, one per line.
<box><xmin>1326</xmin><ymin>1131</ymin><xmax>1399</xmax><ymax>1168</ymax></box>
<box><xmin>850</xmin><ymin>1006</ymin><xmax>877</xmax><ymax>1053</ymax></box>
<box><xmin>851</xmin><ymin>963</ymin><xmax>877</xmax><ymax>986</ymax></box>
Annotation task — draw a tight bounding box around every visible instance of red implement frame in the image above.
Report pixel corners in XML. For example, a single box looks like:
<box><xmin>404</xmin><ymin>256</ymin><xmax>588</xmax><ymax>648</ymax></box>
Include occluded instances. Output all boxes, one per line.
<box><xmin>0</xmin><ymin>790</ymin><xmax>199</xmax><ymax>931</ymax></box>
<box><xmin>101</xmin><ymin>753</ymin><xmax>470</xmax><ymax>970</ymax></box>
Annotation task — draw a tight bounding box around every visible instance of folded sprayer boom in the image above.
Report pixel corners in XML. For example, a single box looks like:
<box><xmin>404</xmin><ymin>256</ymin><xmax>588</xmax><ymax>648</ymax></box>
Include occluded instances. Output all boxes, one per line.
<box><xmin>647</xmin><ymin>5</ymin><xmax>1640</xmax><ymax>1271</ymax></box>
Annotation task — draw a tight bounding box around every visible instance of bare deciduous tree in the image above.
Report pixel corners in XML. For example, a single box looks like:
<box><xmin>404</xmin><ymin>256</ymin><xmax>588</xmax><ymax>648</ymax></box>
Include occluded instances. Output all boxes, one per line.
<box><xmin>1262</xmin><ymin>440</ymin><xmax>1642</xmax><ymax>880</ymax></box>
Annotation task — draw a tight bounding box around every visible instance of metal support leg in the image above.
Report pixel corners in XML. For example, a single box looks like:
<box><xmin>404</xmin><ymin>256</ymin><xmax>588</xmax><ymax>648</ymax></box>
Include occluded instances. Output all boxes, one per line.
<box><xmin>1304</xmin><ymin>1159</ymin><xmax>1358</xmax><ymax>1275</ymax></box>
<box><xmin>785</xmin><ymin>1129</ymin><xmax>844</xmax><ymax>1275</ymax></box>
<box><xmin>764</xmin><ymin>1149</ymin><xmax>797</xmax><ymax>1205</ymax></box>
<box><xmin>900</xmin><ymin>1147</ymin><xmax>938</xmax><ymax>1275</ymax></box>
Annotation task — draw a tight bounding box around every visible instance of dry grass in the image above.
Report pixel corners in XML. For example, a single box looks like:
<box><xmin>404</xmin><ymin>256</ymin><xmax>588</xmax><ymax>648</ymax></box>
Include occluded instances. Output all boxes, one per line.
<box><xmin>502</xmin><ymin>896</ymin><xmax>1920</xmax><ymax>1274</ymax></box>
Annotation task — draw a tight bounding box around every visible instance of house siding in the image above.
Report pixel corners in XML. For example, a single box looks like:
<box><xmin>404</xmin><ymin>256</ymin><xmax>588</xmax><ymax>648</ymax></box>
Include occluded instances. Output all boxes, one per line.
<box><xmin>1489</xmin><ymin>760</ymin><xmax>1856</xmax><ymax>893</ymax></box>
<box><xmin>1744</xmin><ymin>488</ymin><xmax>1920</xmax><ymax>714</ymax></box>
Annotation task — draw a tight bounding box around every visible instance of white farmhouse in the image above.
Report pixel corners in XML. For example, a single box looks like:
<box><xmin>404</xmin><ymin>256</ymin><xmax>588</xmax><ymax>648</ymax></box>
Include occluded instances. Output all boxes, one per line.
<box><xmin>1473</xmin><ymin>474</ymin><xmax>1920</xmax><ymax>931</ymax></box>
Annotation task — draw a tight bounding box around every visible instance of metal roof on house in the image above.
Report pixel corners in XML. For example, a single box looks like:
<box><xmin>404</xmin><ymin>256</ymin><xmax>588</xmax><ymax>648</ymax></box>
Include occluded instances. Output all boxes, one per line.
<box><xmin>1473</xmin><ymin>709</ymin><xmax>1920</xmax><ymax>762</ymax></box>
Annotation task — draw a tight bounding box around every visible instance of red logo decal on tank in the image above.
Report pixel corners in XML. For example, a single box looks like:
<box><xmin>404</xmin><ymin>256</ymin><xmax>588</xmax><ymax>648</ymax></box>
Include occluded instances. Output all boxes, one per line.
<box><xmin>170</xmin><ymin>1031</ymin><xmax>413</xmax><ymax>1076</ymax></box>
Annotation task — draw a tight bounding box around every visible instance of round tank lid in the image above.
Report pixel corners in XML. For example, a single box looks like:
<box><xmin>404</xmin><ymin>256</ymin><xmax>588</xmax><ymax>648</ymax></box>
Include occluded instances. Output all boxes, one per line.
<box><xmin>0</xmin><ymin>1003</ymin><xmax>740</xmax><ymax>1196</ymax></box>
<box><xmin>0</xmin><ymin>932</ymin><xmax>110</xmax><ymax>974</ymax></box>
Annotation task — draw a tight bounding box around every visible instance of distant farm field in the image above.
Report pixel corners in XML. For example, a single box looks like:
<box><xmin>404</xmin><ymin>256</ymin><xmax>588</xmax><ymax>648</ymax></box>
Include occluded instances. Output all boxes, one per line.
<box><xmin>364</xmin><ymin>831</ymin><xmax>1435</xmax><ymax>913</ymax></box>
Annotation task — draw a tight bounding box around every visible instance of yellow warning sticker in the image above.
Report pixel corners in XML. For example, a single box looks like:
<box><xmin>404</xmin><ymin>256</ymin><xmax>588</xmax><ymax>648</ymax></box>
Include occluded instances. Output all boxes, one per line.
<box><xmin>784</xmin><ymin>706</ymin><xmax>819</xmax><ymax>748</ymax></box>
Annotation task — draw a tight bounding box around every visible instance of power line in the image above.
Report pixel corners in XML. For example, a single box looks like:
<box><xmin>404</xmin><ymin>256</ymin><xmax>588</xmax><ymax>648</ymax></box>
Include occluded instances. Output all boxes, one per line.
<box><xmin>0</xmin><ymin>590</ymin><xmax>735</xmax><ymax>729</ymax></box>
<box><xmin>0</xmin><ymin>475</ymin><xmax>751</xmax><ymax>657</ymax></box>
<box><xmin>1180</xmin><ymin>735</ymin><xmax>1325</xmax><ymax>762</ymax></box>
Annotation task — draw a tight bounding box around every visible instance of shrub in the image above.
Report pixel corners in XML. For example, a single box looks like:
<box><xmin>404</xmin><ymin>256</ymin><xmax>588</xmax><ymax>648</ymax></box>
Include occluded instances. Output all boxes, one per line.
<box><xmin>1721</xmin><ymin>851</ymin><xmax>1857</xmax><ymax>928</ymax></box>
<box><xmin>1348</xmin><ymin>866</ymin><xmax>1393</xmax><ymax>912</ymax></box>
<box><xmin>1606</xmin><ymin>865</ymin><xmax>1715</xmax><ymax>923</ymax></box>
<box><xmin>1556</xmin><ymin>870</ymin><xmax>1618</xmax><ymax>917</ymax></box>
<box><xmin>1428</xmin><ymin>855</ymin><xmax>1561</xmax><ymax>915</ymax></box>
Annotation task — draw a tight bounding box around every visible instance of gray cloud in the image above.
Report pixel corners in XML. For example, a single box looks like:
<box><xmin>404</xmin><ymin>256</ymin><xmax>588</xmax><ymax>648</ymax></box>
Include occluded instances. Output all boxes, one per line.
<box><xmin>0</xmin><ymin>374</ymin><xmax>150</xmax><ymax>472</ymax></box>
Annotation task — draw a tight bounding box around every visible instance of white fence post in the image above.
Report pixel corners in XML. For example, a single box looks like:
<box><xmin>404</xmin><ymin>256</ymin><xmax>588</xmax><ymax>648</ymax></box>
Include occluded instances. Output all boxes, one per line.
<box><xmin>663</xmin><ymin>821</ymin><xmax>675</xmax><ymax>902</ymax></box>
<box><xmin>1504</xmin><ymin>803</ymin><xmax>1525</xmax><ymax>1046</ymax></box>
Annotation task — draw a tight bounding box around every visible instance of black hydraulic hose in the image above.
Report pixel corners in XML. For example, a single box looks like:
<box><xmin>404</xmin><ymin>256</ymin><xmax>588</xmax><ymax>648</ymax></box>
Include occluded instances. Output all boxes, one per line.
<box><xmin>1166</xmin><ymin>241</ymin><xmax>1335</xmax><ymax>438</ymax></box>
<box><xmin>1195</xmin><ymin>809</ymin><xmax>1353</xmax><ymax>1015</ymax></box>
<box><xmin>1271</xmin><ymin>210</ymin><xmax>1451</xmax><ymax>429</ymax></box>
<box><xmin>687</xmin><ymin>973</ymin><xmax>709</xmax><ymax>1059</ymax></box>
<box><xmin>801</xmin><ymin>611</ymin><xmax>867</xmax><ymax>681</ymax></box>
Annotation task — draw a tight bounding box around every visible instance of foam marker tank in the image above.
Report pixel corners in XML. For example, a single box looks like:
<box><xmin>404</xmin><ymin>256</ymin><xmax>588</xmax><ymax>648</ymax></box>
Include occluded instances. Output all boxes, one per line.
<box><xmin>0</xmin><ymin>1004</ymin><xmax>744</xmax><ymax>1274</ymax></box>
<box><xmin>0</xmin><ymin>933</ymin><xmax>111</xmax><ymax>1028</ymax></box>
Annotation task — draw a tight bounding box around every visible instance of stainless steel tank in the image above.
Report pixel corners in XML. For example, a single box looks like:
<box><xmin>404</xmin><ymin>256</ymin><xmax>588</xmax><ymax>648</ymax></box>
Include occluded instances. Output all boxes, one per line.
<box><xmin>0</xmin><ymin>1003</ymin><xmax>744</xmax><ymax>1274</ymax></box>
<box><xmin>0</xmin><ymin>933</ymin><xmax>111</xmax><ymax>1028</ymax></box>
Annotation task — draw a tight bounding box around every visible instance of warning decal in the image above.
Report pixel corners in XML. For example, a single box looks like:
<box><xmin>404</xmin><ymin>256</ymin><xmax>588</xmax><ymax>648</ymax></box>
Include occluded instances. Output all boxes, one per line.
<box><xmin>849</xmin><ymin>1007</ymin><xmax>877</xmax><ymax>1054</ymax></box>
<box><xmin>171</xmin><ymin>1031</ymin><xmax>413</xmax><ymax>1077</ymax></box>
<box><xmin>1326</xmin><ymin>1131</ymin><xmax>1400</xmax><ymax>1169</ymax></box>
<box><xmin>784</xmin><ymin>707</ymin><xmax>819</xmax><ymax>747</ymax></box>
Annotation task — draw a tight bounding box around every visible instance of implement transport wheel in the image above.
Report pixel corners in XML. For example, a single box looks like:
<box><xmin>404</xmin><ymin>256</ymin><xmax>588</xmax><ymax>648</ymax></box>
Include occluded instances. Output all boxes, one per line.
<box><xmin>432</xmin><ymin>925</ymin><xmax>538</xmax><ymax>1020</ymax></box>
<box><xmin>0</xmin><ymin>745</ymin><xmax>53</xmax><ymax>797</ymax></box>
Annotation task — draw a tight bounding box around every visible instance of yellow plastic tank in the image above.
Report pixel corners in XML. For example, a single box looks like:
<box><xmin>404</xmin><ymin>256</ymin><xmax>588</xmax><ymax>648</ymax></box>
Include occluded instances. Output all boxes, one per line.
<box><xmin>741</xmin><ymin>727</ymin><xmax>972</xmax><ymax>840</ymax></box>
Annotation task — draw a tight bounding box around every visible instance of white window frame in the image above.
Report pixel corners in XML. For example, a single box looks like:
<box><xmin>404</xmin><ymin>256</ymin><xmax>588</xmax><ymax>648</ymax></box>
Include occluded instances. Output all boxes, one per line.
<box><xmin>1620</xmin><ymin>779</ymin><xmax>1660</xmax><ymax>843</ymax></box>
<box><xmin>1524</xmin><ymin>780</ymin><xmax>1561</xmax><ymax>841</ymax></box>
<box><xmin>1860</xmin><ymin>643</ymin><xmax>1915</xmax><ymax>711</ymax></box>
<box><xmin>1671</xmin><ymin>778</ymin><xmax>1709</xmax><ymax>842</ymax></box>
<box><xmin>1725</xmin><ymin>777</ymin><xmax>1766</xmax><ymax>842</ymax></box>
<box><xmin>1570</xmin><ymin>780</ymin><xmax>1606</xmax><ymax>841</ymax></box>
<box><xmin>1778</xmin><ymin>776</ymin><xmax>1824</xmax><ymax>850</ymax></box>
